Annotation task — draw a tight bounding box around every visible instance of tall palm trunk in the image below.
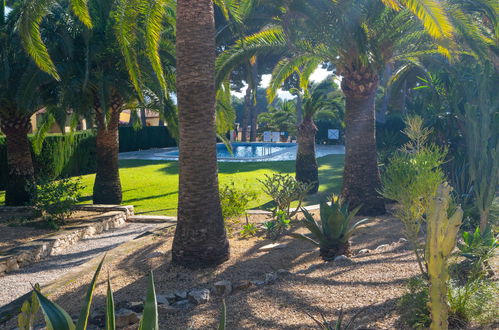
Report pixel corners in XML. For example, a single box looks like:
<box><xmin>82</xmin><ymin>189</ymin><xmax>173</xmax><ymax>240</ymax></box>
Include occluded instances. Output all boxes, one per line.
<box><xmin>92</xmin><ymin>95</ymin><xmax>122</xmax><ymax>204</ymax></box>
<box><xmin>296</xmin><ymin>116</ymin><xmax>318</xmax><ymax>193</ymax></box>
<box><xmin>172</xmin><ymin>0</ymin><xmax>229</xmax><ymax>267</ymax></box>
<box><xmin>241</xmin><ymin>88</ymin><xmax>251</xmax><ymax>142</ymax></box>
<box><xmin>249</xmin><ymin>59</ymin><xmax>258</xmax><ymax>142</ymax></box>
<box><xmin>1</xmin><ymin>115</ymin><xmax>35</xmax><ymax>205</ymax></box>
<box><xmin>340</xmin><ymin>68</ymin><xmax>385</xmax><ymax>215</ymax></box>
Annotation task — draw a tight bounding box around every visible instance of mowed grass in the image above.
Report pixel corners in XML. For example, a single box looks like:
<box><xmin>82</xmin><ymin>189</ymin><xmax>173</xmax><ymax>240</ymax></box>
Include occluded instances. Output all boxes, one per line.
<box><xmin>0</xmin><ymin>155</ymin><xmax>344</xmax><ymax>216</ymax></box>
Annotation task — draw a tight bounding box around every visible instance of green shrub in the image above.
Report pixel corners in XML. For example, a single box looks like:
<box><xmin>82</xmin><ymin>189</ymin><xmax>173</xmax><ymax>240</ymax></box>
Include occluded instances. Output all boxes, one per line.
<box><xmin>381</xmin><ymin>116</ymin><xmax>446</xmax><ymax>276</ymax></box>
<box><xmin>219</xmin><ymin>182</ymin><xmax>256</xmax><ymax>235</ymax></box>
<box><xmin>291</xmin><ymin>196</ymin><xmax>368</xmax><ymax>260</ymax></box>
<box><xmin>263</xmin><ymin>210</ymin><xmax>291</xmax><ymax>240</ymax></box>
<box><xmin>29</xmin><ymin>177</ymin><xmax>84</xmax><ymax>229</ymax></box>
<box><xmin>457</xmin><ymin>227</ymin><xmax>497</xmax><ymax>278</ymax></box>
<box><xmin>240</xmin><ymin>223</ymin><xmax>258</xmax><ymax>238</ymax></box>
<box><xmin>259</xmin><ymin>173</ymin><xmax>313</xmax><ymax>218</ymax></box>
<box><xmin>118</xmin><ymin>126</ymin><xmax>176</xmax><ymax>152</ymax></box>
<box><xmin>398</xmin><ymin>275</ymin><xmax>499</xmax><ymax>329</ymax></box>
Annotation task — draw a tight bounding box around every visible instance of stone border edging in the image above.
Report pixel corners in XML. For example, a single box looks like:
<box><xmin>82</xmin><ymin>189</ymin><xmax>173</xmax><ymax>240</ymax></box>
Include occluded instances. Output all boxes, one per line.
<box><xmin>0</xmin><ymin>210</ymin><xmax>128</xmax><ymax>276</ymax></box>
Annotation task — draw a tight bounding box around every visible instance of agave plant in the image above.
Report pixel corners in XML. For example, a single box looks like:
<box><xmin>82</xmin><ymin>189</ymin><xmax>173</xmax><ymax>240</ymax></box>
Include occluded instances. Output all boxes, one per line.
<box><xmin>293</xmin><ymin>196</ymin><xmax>369</xmax><ymax>260</ymax></box>
<box><xmin>18</xmin><ymin>256</ymin><xmax>159</xmax><ymax>330</ymax></box>
<box><xmin>307</xmin><ymin>306</ymin><xmax>365</xmax><ymax>330</ymax></box>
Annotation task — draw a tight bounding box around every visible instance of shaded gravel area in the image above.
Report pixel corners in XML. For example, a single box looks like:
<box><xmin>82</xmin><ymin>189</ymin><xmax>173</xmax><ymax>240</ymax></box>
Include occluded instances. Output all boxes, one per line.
<box><xmin>0</xmin><ymin>222</ymin><xmax>160</xmax><ymax>307</ymax></box>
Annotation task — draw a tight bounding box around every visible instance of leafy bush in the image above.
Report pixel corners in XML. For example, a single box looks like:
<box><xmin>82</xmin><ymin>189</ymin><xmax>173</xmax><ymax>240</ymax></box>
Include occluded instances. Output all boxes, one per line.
<box><xmin>29</xmin><ymin>177</ymin><xmax>84</xmax><ymax>229</ymax></box>
<box><xmin>291</xmin><ymin>196</ymin><xmax>368</xmax><ymax>260</ymax></box>
<box><xmin>219</xmin><ymin>182</ymin><xmax>256</xmax><ymax>235</ymax></box>
<box><xmin>259</xmin><ymin>173</ymin><xmax>313</xmax><ymax>218</ymax></box>
<box><xmin>263</xmin><ymin>210</ymin><xmax>291</xmax><ymax>240</ymax></box>
<box><xmin>457</xmin><ymin>227</ymin><xmax>497</xmax><ymax>278</ymax></box>
<box><xmin>398</xmin><ymin>275</ymin><xmax>499</xmax><ymax>329</ymax></box>
<box><xmin>240</xmin><ymin>223</ymin><xmax>258</xmax><ymax>238</ymax></box>
<box><xmin>381</xmin><ymin>116</ymin><xmax>446</xmax><ymax>276</ymax></box>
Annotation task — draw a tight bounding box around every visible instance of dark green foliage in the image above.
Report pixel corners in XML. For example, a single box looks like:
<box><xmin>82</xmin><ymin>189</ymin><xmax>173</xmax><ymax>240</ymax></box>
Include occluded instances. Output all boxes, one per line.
<box><xmin>29</xmin><ymin>177</ymin><xmax>84</xmax><ymax>229</ymax></box>
<box><xmin>292</xmin><ymin>196</ymin><xmax>368</xmax><ymax>260</ymax></box>
<box><xmin>457</xmin><ymin>227</ymin><xmax>497</xmax><ymax>277</ymax></box>
<box><xmin>397</xmin><ymin>276</ymin><xmax>431</xmax><ymax>329</ymax></box>
<box><xmin>263</xmin><ymin>210</ymin><xmax>291</xmax><ymax>240</ymax></box>
<box><xmin>0</xmin><ymin>131</ymin><xmax>96</xmax><ymax>190</ymax></box>
<box><xmin>118</xmin><ymin>126</ymin><xmax>176</xmax><ymax>152</ymax></box>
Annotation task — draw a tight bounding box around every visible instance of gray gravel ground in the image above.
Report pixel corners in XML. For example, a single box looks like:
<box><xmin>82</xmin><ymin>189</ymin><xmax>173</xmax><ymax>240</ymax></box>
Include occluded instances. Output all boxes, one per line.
<box><xmin>0</xmin><ymin>222</ymin><xmax>160</xmax><ymax>307</ymax></box>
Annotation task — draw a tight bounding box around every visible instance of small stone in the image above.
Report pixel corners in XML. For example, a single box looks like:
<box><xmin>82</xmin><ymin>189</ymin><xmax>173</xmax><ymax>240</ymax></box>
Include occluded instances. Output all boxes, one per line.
<box><xmin>214</xmin><ymin>280</ymin><xmax>232</xmax><ymax>296</ymax></box>
<box><xmin>172</xmin><ymin>299</ymin><xmax>190</xmax><ymax>308</ymax></box>
<box><xmin>398</xmin><ymin>237</ymin><xmax>408</xmax><ymax>243</ymax></box>
<box><xmin>277</xmin><ymin>269</ymin><xmax>291</xmax><ymax>276</ymax></box>
<box><xmin>250</xmin><ymin>280</ymin><xmax>265</xmax><ymax>286</ymax></box>
<box><xmin>115</xmin><ymin>309</ymin><xmax>140</xmax><ymax>328</ymax></box>
<box><xmin>6</xmin><ymin>258</ymin><xmax>19</xmax><ymax>271</ymax></box>
<box><xmin>0</xmin><ymin>262</ymin><xmax>7</xmax><ymax>273</ymax></box>
<box><xmin>264</xmin><ymin>272</ymin><xmax>278</xmax><ymax>284</ymax></box>
<box><xmin>357</xmin><ymin>249</ymin><xmax>370</xmax><ymax>255</ymax></box>
<box><xmin>187</xmin><ymin>289</ymin><xmax>210</xmax><ymax>305</ymax></box>
<box><xmin>375</xmin><ymin>244</ymin><xmax>389</xmax><ymax>251</ymax></box>
<box><xmin>333</xmin><ymin>255</ymin><xmax>350</xmax><ymax>262</ymax></box>
<box><xmin>233</xmin><ymin>280</ymin><xmax>252</xmax><ymax>291</ymax></box>
<box><xmin>156</xmin><ymin>294</ymin><xmax>174</xmax><ymax>305</ymax></box>
<box><xmin>174</xmin><ymin>290</ymin><xmax>188</xmax><ymax>300</ymax></box>
<box><xmin>126</xmin><ymin>301</ymin><xmax>143</xmax><ymax>313</ymax></box>
<box><xmin>259</xmin><ymin>243</ymin><xmax>285</xmax><ymax>251</ymax></box>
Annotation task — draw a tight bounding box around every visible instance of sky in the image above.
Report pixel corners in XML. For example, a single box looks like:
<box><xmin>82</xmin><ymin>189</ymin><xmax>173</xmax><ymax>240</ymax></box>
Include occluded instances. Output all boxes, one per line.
<box><xmin>231</xmin><ymin>65</ymin><xmax>337</xmax><ymax>100</ymax></box>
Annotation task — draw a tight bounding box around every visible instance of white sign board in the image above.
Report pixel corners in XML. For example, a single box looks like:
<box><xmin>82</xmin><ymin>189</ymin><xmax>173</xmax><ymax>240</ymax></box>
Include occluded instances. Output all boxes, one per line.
<box><xmin>328</xmin><ymin>129</ymin><xmax>339</xmax><ymax>140</ymax></box>
<box><xmin>271</xmin><ymin>132</ymin><xmax>280</xmax><ymax>142</ymax></box>
<box><xmin>263</xmin><ymin>131</ymin><xmax>272</xmax><ymax>142</ymax></box>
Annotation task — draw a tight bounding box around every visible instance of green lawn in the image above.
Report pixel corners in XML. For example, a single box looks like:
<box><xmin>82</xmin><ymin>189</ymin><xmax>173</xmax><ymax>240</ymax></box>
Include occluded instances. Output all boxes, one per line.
<box><xmin>0</xmin><ymin>155</ymin><xmax>344</xmax><ymax>216</ymax></box>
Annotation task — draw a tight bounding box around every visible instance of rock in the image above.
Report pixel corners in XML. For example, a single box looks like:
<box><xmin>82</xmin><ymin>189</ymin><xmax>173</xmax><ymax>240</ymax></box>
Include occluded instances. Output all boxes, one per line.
<box><xmin>375</xmin><ymin>244</ymin><xmax>389</xmax><ymax>251</ymax></box>
<box><xmin>172</xmin><ymin>299</ymin><xmax>190</xmax><ymax>308</ymax></box>
<box><xmin>126</xmin><ymin>301</ymin><xmax>144</xmax><ymax>313</ymax></box>
<box><xmin>115</xmin><ymin>309</ymin><xmax>140</xmax><ymax>328</ymax></box>
<box><xmin>333</xmin><ymin>255</ymin><xmax>350</xmax><ymax>262</ymax></box>
<box><xmin>187</xmin><ymin>289</ymin><xmax>210</xmax><ymax>305</ymax></box>
<box><xmin>277</xmin><ymin>269</ymin><xmax>291</xmax><ymax>276</ymax></box>
<box><xmin>250</xmin><ymin>280</ymin><xmax>265</xmax><ymax>286</ymax></box>
<box><xmin>156</xmin><ymin>294</ymin><xmax>175</xmax><ymax>305</ymax></box>
<box><xmin>357</xmin><ymin>249</ymin><xmax>370</xmax><ymax>255</ymax></box>
<box><xmin>264</xmin><ymin>272</ymin><xmax>278</xmax><ymax>284</ymax></box>
<box><xmin>398</xmin><ymin>237</ymin><xmax>408</xmax><ymax>243</ymax></box>
<box><xmin>6</xmin><ymin>258</ymin><xmax>19</xmax><ymax>272</ymax></box>
<box><xmin>214</xmin><ymin>280</ymin><xmax>232</xmax><ymax>296</ymax></box>
<box><xmin>233</xmin><ymin>280</ymin><xmax>253</xmax><ymax>291</ymax></box>
<box><xmin>174</xmin><ymin>290</ymin><xmax>188</xmax><ymax>300</ymax></box>
<box><xmin>259</xmin><ymin>243</ymin><xmax>285</xmax><ymax>251</ymax></box>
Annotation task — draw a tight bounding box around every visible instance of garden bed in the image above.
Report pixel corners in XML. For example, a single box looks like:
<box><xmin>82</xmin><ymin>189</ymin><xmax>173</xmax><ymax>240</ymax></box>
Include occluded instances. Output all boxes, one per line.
<box><xmin>4</xmin><ymin>212</ymin><xmax>435</xmax><ymax>329</ymax></box>
<box><xmin>0</xmin><ymin>207</ymin><xmax>130</xmax><ymax>275</ymax></box>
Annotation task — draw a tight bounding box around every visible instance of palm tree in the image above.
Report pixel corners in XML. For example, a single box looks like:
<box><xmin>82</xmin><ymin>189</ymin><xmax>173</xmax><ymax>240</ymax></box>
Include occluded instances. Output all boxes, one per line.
<box><xmin>0</xmin><ymin>5</ymin><xmax>50</xmax><ymax>205</ymax></box>
<box><xmin>171</xmin><ymin>0</ymin><xmax>230</xmax><ymax>267</ymax></box>
<box><xmin>295</xmin><ymin>81</ymin><xmax>333</xmax><ymax>193</ymax></box>
<box><xmin>217</xmin><ymin>0</ymin><xmax>456</xmax><ymax>215</ymax></box>
<box><xmin>17</xmin><ymin>0</ymin><xmax>175</xmax><ymax>204</ymax></box>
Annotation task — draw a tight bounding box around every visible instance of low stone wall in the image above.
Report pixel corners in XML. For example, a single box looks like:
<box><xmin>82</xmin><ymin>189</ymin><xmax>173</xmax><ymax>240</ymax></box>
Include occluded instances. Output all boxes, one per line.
<box><xmin>73</xmin><ymin>204</ymin><xmax>135</xmax><ymax>217</ymax></box>
<box><xmin>0</xmin><ymin>210</ymin><xmax>128</xmax><ymax>276</ymax></box>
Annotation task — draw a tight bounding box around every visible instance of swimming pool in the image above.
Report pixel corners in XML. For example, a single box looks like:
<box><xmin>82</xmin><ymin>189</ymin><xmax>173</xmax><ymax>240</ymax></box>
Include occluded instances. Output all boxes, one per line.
<box><xmin>164</xmin><ymin>143</ymin><xmax>294</xmax><ymax>159</ymax></box>
<box><xmin>119</xmin><ymin>143</ymin><xmax>345</xmax><ymax>162</ymax></box>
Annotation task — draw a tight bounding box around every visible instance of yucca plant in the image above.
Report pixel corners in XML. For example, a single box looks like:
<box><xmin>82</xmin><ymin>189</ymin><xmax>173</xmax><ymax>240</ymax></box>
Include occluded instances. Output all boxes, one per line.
<box><xmin>292</xmin><ymin>196</ymin><xmax>369</xmax><ymax>260</ymax></box>
<box><xmin>307</xmin><ymin>306</ymin><xmax>365</xmax><ymax>330</ymax></box>
<box><xmin>18</xmin><ymin>256</ymin><xmax>159</xmax><ymax>330</ymax></box>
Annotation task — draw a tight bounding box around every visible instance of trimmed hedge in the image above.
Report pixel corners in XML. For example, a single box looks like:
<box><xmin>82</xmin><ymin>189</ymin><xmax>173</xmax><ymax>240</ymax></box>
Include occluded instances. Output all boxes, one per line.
<box><xmin>0</xmin><ymin>131</ymin><xmax>97</xmax><ymax>189</ymax></box>
<box><xmin>118</xmin><ymin>126</ymin><xmax>176</xmax><ymax>152</ymax></box>
<box><xmin>0</xmin><ymin>126</ymin><xmax>177</xmax><ymax>189</ymax></box>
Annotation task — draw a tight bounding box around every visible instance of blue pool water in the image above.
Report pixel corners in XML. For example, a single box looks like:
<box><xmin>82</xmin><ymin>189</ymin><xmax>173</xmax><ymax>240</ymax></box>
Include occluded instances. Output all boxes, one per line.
<box><xmin>166</xmin><ymin>143</ymin><xmax>294</xmax><ymax>159</ymax></box>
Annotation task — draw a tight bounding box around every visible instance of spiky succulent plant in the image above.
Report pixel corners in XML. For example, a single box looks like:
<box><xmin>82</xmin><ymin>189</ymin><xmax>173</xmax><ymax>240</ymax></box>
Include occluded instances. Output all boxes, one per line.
<box><xmin>293</xmin><ymin>196</ymin><xmax>369</xmax><ymax>260</ymax></box>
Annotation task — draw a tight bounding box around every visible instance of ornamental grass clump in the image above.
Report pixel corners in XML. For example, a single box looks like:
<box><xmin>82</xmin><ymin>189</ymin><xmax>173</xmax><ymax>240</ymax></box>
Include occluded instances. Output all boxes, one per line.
<box><xmin>292</xmin><ymin>196</ymin><xmax>369</xmax><ymax>260</ymax></box>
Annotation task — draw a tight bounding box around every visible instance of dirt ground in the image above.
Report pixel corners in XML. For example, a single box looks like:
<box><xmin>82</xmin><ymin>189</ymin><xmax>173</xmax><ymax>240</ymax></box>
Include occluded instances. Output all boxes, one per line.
<box><xmin>0</xmin><ymin>211</ymin><xmax>103</xmax><ymax>252</ymax></box>
<box><xmin>2</xmin><ymin>210</ymin><xmax>496</xmax><ymax>329</ymax></box>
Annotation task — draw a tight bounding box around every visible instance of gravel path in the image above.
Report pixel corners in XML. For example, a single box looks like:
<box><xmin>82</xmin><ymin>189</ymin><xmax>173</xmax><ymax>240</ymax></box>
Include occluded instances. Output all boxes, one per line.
<box><xmin>0</xmin><ymin>222</ymin><xmax>160</xmax><ymax>307</ymax></box>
